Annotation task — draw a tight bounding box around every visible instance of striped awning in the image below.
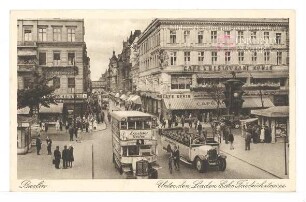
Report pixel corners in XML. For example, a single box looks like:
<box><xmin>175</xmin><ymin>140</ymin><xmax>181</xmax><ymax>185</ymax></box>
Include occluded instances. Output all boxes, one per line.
<box><xmin>164</xmin><ymin>98</ymin><xmax>225</xmax><ymax>110</ymax></box>
<box><xmin>243</xmin><ymin>97</ymin><xmax>274</xmax><ymax>108</ymax></box>
<box><xmin>39</xmin><ymin>103</ymin><xmax>63</xmax><ymax>114</ymax></box>
<box><xmin>251</xmin><ymin>106</ymin><xmax>289</xmax><ymax>118</ymax></box>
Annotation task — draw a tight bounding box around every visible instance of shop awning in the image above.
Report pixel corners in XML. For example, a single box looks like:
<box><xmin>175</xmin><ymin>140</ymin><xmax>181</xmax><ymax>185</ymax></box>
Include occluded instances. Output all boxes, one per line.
<box><xmin>130</xmin><ymin>95</ymin><xmax>142</xmax><ymax>105</ymax></box>
<box><xmin>251</xmin><ymin>106</ymin><xmax>289</xmax><ymax>118</ymax></box>
<box><xmin>163</xmin><ymin>98</ymin><xmax>225</xmax><ymax>110</ymax></box>
<box><xmin>17</xmin><ymin>107</ymin><xmax>30</xmax><ymax>115</ymax></box>
<box><xmin>242</xmin><ymin>97</ymin><xmax>274</xmax><ymax>108</ymax></box>
<box><xmin>39</xmin><ymin>103</ymin><xmax>63</xmax><ymax>114</ymax></box>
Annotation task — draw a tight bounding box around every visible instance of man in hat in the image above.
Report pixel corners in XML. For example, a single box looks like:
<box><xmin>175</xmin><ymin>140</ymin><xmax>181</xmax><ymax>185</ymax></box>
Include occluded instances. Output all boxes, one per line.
<box><xmin>62</xmin><ymin>145</ymin><xmax>69</xmax><ymax>169</ymax></box>
<box><xmin>53</xmin><ymin>146</ymin><xmax>61</xmax><ymax>169</ymax></box>
<box><xmin>172</xmin><ymin>145</ymin><xmax>180</xmax><ymax>171</ymax></box>
<box><xmin>46</xmin><ymin>136</ymin><xmax>52</xmax><ymax>155</ymax></box>
<box><xmin>36</xmin><ymin>135</ymin><xmax>42</xmax><ymax>155</ymax></box>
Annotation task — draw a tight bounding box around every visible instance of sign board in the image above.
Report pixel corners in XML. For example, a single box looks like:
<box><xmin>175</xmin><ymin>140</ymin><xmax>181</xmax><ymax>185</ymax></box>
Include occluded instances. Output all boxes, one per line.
<box><xmin>120</xmin><ymin>130</ymin><xmax>152</xmax><ymax>140</ymax></box>
<box><xmin>183</xmin><ymin>65</ymin><xmax>273</xmax><ymax>72</ymax></box>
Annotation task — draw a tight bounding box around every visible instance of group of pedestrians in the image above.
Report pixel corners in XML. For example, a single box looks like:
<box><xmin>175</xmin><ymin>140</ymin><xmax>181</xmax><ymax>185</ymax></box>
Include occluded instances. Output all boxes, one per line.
<box><xmin>53</xmin><ymin>145</ymin><xmax>74</xmax><ymax>169</ymax></box>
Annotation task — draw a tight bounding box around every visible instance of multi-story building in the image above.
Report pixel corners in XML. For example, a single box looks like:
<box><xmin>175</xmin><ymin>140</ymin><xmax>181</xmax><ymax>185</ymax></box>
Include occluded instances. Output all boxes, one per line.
<box><xmin>107</xmin><ymin>51</ymin><xmax>119</xmax><ymax>93</ymax></box>
<box><xmin>17</xmin><ymin>18</ymin><xmax>91</xmax><ymax>120</ymax></box>
<box><xmin>137</xmin><ymin>18</ymin><xmax>289</xmax><ymax>119</ymax></box>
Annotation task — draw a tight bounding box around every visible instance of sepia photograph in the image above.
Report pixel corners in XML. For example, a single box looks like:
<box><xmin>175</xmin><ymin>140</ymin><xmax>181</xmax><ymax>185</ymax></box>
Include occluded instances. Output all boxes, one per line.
<box><xmin>10</xmin><ymin>10</ymin><xmax>296</xmax><ymax>192</ymax></box>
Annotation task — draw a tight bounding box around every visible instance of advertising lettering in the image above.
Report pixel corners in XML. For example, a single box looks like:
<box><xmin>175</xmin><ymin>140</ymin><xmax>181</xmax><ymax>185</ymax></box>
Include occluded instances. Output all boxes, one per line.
<box><xmin>183</xmin><ymin>65</ymin><xmax>273</xmax><ymax>72</ymax></box>
<box><xmin>120</xmin><ymin>130</ymin><xmax>152</xmax><ymax>140</ymax></box>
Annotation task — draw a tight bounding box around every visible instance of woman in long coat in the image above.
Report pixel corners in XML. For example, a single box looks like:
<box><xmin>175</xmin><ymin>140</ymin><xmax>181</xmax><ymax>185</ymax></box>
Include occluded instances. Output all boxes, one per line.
<box><xmin>68</xmin><ymin>145</ymin><xmax>74</xmax><ymax>168</ymax></box>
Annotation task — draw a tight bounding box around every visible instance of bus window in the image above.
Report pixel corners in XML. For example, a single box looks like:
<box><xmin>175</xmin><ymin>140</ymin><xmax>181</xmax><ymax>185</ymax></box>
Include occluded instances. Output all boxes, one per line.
<box><xmin>144</xmin><ymin>121</ymin><xmax>151</xmax><ymax>129</ymax></box>
<box><xmin>140</xmin><ymin>145</ymin><xmax>151</xmax><ymax>156</ymax></box>
<box><xmin>122</xmin><ymin>146</ymin><xmax>128</xmax><ymax>156</ymax></box>
<box><xmin>120</xmin><ymin>121</ymin><xmax>127</xmax><ymax>129</ymax></box>
<box><xmin>128</xmin><ymin>146</ymin><xmax>139</xmax><ymax>156</ymax></box>
<box><xmin>128</xmin><ymin>121</ymin><xmax>136</xmax><ymax>129</ymax></box>
<box><xmin>136</xmin><ymin>121</ymin><xmax>143</xmax><ymax>129</ymax></box>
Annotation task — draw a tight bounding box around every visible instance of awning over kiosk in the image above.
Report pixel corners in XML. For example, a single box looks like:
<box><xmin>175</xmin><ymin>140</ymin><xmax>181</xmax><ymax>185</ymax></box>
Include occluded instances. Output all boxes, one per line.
<box><xmin>242</xmin><ymin>97</ymin><xmax>274</xmax><ymax>108</ymax></box>
<box><xmin>163</xmin><ymin>98</ymin><xmax>225</xmax><ymax>110</ymax></box>
<box><xmin>39</xmin><ymin>103</ymin><xmax>63</xmax><ymax>114</ymax></box>
<box><xmin>251</xmin><ymin>106</ymin><xmax>289</xmax><ymax>118</ymax></box>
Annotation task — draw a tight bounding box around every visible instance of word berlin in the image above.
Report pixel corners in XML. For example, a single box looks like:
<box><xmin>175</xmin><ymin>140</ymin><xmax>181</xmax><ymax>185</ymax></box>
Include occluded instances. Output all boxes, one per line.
<box><xmin>184</xmin><ymin>65</ymin><xmax>273</xmax><ymax>72</ymax></box>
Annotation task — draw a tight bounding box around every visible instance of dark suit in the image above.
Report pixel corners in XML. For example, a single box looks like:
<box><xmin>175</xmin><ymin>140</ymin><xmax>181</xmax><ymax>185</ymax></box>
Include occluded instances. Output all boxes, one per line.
<box><xmin>36</xmin><ymin>137</ymin><xmax>42</xmax><ymax>155</ymax></box>
<box><xmin>172</xmin><ymin>149</ymin><xmax>180</xmax><ymax>170</ymax></box>
<box><xmin>54</xmin><ymin>150</ymin><xmax>61</xmax><ymax>169</ymax></box>
<box><xmin>62</xmin><ymin>148</ymin><xmax>69</xmax><ymax>169</ymax></box>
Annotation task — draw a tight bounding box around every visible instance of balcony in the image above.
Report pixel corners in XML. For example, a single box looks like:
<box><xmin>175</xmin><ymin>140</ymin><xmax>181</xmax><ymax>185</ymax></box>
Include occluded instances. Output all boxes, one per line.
<box><xmin>190</xmin><ymin>83</ymin><xmax>224</xmax><ymax>92</ymax></box>
<box><xmin>243</xmin><ymin>83</ymin><xmax>281</xmax><ymax>90</ymax></box>
<box><xmin>17</xmin><ymin>41</ymin><xmax>37</xmax><ymax>47</ymax></box>
<box><xmin>18</xmin><ymin>64</ymin><xmax>36</xmax><ymax>72</ymax></box>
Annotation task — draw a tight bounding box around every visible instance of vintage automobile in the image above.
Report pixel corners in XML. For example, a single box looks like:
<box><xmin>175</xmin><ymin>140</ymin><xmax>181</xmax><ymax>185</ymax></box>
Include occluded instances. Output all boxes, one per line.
<box><xmin>160</xmin><ymin>127</ymin><xmax>227</xmax><ymax>173</ymax></box>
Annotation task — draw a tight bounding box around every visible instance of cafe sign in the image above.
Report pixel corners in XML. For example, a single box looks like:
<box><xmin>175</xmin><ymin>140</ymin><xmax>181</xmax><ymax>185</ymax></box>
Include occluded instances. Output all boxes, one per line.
<box><xmin>183</xmin><ymin>65</ymin><xmax>273</xmax><ymax>72</ymax></box>
<box><xmin>120</xmin><ymin>130</ymin><xmax>152</xmax><ymax>140</ymax></box>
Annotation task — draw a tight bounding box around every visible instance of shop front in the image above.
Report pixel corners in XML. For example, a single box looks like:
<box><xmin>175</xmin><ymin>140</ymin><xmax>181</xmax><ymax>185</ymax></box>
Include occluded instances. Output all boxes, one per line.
<box><xmin>17</xmin><ymin>107</ymin><xmax>37</xmax><ymax>154</ymax></box>
<box><xmin>38</xmin><ymin>103</ymin><xmax>64</xmax><ymax>125</ymax></box>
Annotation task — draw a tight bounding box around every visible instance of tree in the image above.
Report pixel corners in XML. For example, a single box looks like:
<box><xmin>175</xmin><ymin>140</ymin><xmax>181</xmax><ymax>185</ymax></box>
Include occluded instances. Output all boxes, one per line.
<box><xmin>17</xmin><ymin>71</ymin><xmax>57</xmax><ymax>116</ymax></box>
<box><xmin>205</xmin><ymin>84</ymin><xmax>224</xmax><ymax>120</ymax></box>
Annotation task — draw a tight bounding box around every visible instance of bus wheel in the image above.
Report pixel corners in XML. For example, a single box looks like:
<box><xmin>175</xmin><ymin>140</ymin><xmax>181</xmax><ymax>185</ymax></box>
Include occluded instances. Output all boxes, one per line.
<box><xmin>119</xmin><ymin>166</ymin><xmax>123</xmax><ymax>175</ymax></box>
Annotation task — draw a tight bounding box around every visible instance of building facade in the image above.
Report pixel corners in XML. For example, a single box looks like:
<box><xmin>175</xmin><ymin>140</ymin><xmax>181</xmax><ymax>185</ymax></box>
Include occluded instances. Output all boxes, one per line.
<box><xmin>137</xmin><ymin>18</ymin><xmax>289</xmax><ymax>119</ymax></box>
<box><xmin>17</xmin><ymin>18</ymin><xmax>91</xmax><ymax>120</ymax></box>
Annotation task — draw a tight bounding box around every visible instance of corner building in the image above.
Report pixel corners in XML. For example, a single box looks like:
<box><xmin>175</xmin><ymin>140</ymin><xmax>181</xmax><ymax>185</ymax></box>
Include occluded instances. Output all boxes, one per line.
<box><xmin>137</xmin><ymin>18</ymin><xmax>289</xmax><ymax>119</ymax></box>
<box><xmin>17</xmin><ymin>19</ymin><xmax>91</xmax><ymax>121</ymax></box>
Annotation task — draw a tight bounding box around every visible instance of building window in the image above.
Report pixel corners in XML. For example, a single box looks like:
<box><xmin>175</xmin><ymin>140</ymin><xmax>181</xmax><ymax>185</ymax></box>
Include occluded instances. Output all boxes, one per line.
<box><xmin>68</xmin><ymin>78</ymin><xmax>75</xmax><ymax>88</ymax></box>
<box><xmin>277</xmin><ymin>52</ymin><xmax>282</xmax><ymax>65</ymax></box>
<box><xmin>170</xmin><ymin>30</ymin><xmax>176</xmax><ymax>44</ymax></box>
<box><xmin>198</xmin><ymin>31</ymin><xmax>204</xmax><ymax>44</ymax></box>
<box><xmin>24</xmin><ymin>30</ymin><xmax>32</xmax><ymax>41</ymax></box>
<box><xmin>264</xmin><ymin>32</ymin><xmax>269</xmax><ymax>42</ymax></box>
<box><xmin>53</xmin><ymin>77</ymin><xmax>60</xmax><ymax>89</ymax></box>
<box><xmin>38</xmin><ymin>28</ymin><xmax>47</xmax><ymax>42</ymax></box>
<box><xmin>238</xmin><ymin>51</ymin><xmax>244</xmax><ymax>63</ymax></box>
<box><xmin>68</xmin><ymin>52</ymin><xmax>75</xmax><ymax>66</ymax></box>
<box><xmin>198</xmin><ymin>52</ymin><xmax>204</xmax><ymax>64</ymax></box>
<box><xmin>211</xmin><ymin>31</ymin><xmax>217</xmax><ymax>43</ymax></box>
<box><xmin>53</xmin><ymin>51</ymin><xmax>61</xmax><ymax>66</ymax></box>
<box><xmin>211</xmin><ymin>51</ymin><xmax>217</xmax><ymax>64</ymax></box>
<box><xmin>264</xmin><ymin>51</ymin><xmax>270</xmax><ymax>63</ymax></box>
<box><xmin>170</xmin><ymin>52</ymin><xmax>177</xmax><ymax>66</ymax></box>
<box><xmin>225</xmin><ymin>51</ymin><xmax>231</xmax><ymax>64</ymax></box>
<box><xmin>171</xmin><ymin>75</ymin><xmax>192</xmax><ymax>90</ymax></box>
<box><xmin>276</xmin><ymin>33</ymin><xmax>282</xmax><ymax>44</ymax></box>
<box><xmin>184</xmin><ymin>30</ymin><xmax>190</xmax><ymax>43</ymax></box>
<box><xmin>184</xmin><ymin>52</ymin><xmax>190</xmax><ymax>65</ymax></box>
<box><xmin>251</xmin><ymin>51</ymin><xmax>257</xmax><ymax>63</ymax></box>
<box><xmin>39</xmin><ymin>52</ymin><xmax>46</xmax><ymax>65</ymax></box>
<box><xmin>67</xmin><ymin>28</ymin><xmax>76</xmax><ymax>42</ymax></box>
<box><xmin>251</xmin><ymin>31</ymin><xmax>256</xmax><ymax>40</ymax></box>
<box><xmin>237</xmin><ymin>31</ymin><xmax>244</xmax><ymax>42</ymax></box>
<box><xmin>53</xmin><ymin>27</ymin><xmax>61</xmax><ymax>42</ymax></box>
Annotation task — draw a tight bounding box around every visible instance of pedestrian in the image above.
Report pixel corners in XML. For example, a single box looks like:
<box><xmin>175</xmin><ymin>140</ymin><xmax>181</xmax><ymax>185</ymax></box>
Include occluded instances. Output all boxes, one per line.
<box><xmin>68</xmin><ymin>145</ymin><xmax>74</xmax><ymax>168</ymax></box>
<box><xmin>68</xmin><ymin>125</ymin><xmax>74</xmax><ymax>141</ymax></box>
<box><xmin>85</xmin><ymin>120</ymin><xmax>89</xmax><ymax>133</ymax></box>
<box><xmin>53</xmin><ymin>146</ymin><xmax>61</xmax><ymax>169</ymax></box>
<box><xmin>35</xmin><ymin>135</ymin><xmax>42</xmax><ymax>155</ymax></box>
<box><xmin>93</xmin><ymin>119</ymin><xmax>97</xmax><ymax>130</ymax></box>
<box><xmin>59</xmin><ymin>119</ymin><xmax>63</xmax><ymax>131</ymax></box>
<box><xmin>197</xmin><ymin>122</ymin><xmax>203</xmax><ymax>136</ymax></box>
<box><xmin>65</xmin><ymin>121</ymin><xmax>69</xmax><ymax>132</ymax></box>
<box><xmin>260</xmin><ymin>126</ymin><xmax>265</xmax><ymax>143</ymax></box>
<box><xmin>245</xmin><ymin>130</ymin><xmax>252</xmax><ymax>150</ymax></box>
<box><xmin>181</xmin><ymin>115</ymin><xmax>185</xmax><ymax>127</ymax></box>
<box><xmin>228</xmin><ymin>133</ymin><xmax>234</xmax><ymax>150</ymax></box>
<box><xmin>45</xmin><ymin>122</ymin><xmax>49</xmax><ymax>132</ymax></box>
<box><xmin>74</xmin><ymin>126</ymin><xmax>78</xmax><ymax>139</ymax></box>
<box><xmin>224</xmin><ymin>126</ymin><xmax>230</xmax><ymax>144</ymax></box>
<box><xmin>168</xmin><ymin>151</ymin><xmax>173</xmax><ymax>174</ymax></box>
<box><xmin>41</xmin><ymin>122</ymin><xmax>45</xmax><ymax>132</ymax></box>
<box><xmin>46</xmin><ymin>136</ymin><xmax>52</xmax><ymax>155</ymax></box>
<box><xmin>107</xmin><ymin>112</ymin><xmax>111</xmax><ymax>123</ymax></box>
<box><xmin>55</xmin><ymin>120</ymin><xmax>60</xmax><ymax>131</ymax></box>
<box><xmin>62</xmin><ymin>145</ymin><xmax>69</xmax><ymax>169</ymax></box>
<box><xmin>172</xmin><ymin>145</ymin><xmax>180</xmax><ymax>171</ymax></box>
<box><xmin>101</xmin><ymin>111</ymin><xmax>105</xmax><ymax>123</ymax></box>
<box><xmin>216</xmin><ymin>123</ymin><xmax>221</xmax><ymax>143</ymax></box>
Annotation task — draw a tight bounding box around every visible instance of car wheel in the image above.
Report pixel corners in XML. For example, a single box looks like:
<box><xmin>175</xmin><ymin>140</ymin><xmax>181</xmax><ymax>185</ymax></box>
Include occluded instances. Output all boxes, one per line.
<box><xmin>218</xmin><ymin>158</ymin><xmax>226</xmax><ymax>171</ymax></box>
<box><xmin>195</xmin><ymin>157</ymin><xmax>204</xmax><ymax>173</ymax></box>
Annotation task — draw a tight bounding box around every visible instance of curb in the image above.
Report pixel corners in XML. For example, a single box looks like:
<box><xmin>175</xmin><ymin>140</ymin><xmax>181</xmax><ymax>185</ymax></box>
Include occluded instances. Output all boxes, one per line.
<box><xmin>220</xmin><ymin>149</ymin><xmax>283</xmax><ymax>179</ymax></box>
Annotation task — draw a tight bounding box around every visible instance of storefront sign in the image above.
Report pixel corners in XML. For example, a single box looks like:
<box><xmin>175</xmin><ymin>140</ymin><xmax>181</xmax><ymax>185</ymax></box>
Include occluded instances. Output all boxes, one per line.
<box><xmin>196</xmin><ymin>100</ymin><xmax>217</xmax><ymax>107</ymax></box>
<box><xmin>120</xmin><ymin>130</ymin><xmax>152</xmax><ymax>140</ymax></box>
<box><xmin>55</xmin><ymin>94</ymin><xmax>87</xmax><ymax>99</ymax></box>
<box><xmin>157</xmin><ymin>94</ymin><xmax>192</xmax><ymax>99</ymax></box>
<box><xmin>44</xmin><ymin>67</ymin><xmax>78</xmax><ymax>76</ymax></box>
<box><xmin>183</xmin><ymin>65</ymin><xmax>273</xmax><ymax>72</ymax></box>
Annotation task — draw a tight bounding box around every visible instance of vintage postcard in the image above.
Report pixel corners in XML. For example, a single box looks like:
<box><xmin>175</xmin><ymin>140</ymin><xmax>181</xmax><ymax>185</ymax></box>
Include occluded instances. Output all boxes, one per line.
<box><xmin>10</xmin><ymin>10</ymin><xmax>295</xmax><ymax>191</ymax></box>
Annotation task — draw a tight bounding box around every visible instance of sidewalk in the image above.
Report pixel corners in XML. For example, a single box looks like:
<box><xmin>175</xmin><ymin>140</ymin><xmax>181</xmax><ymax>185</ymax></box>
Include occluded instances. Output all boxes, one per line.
<box><xmin>219</xmin><ymin>133</ymin><xmax>289</xmax><ymax>179</ymax></box>
<box><xmin>18</xmin><ymin>140</ymin><xmax>93</xmax><ymax>179</ymax></box>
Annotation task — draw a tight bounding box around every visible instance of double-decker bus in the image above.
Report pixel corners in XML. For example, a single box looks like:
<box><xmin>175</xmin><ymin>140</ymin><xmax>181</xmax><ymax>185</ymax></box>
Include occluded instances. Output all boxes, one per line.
<box><xmin>111</xmin><ymin>111</ymin><xmax>159</xmax><ymax>179</ymax></box>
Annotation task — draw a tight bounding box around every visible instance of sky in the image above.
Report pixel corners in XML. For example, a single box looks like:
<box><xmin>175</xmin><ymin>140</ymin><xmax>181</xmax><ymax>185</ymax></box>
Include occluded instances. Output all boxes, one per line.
<box><xmin>84</xmin><ymin>18</ymin><xmax>152</xmax><ymax>81</ymax></box>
